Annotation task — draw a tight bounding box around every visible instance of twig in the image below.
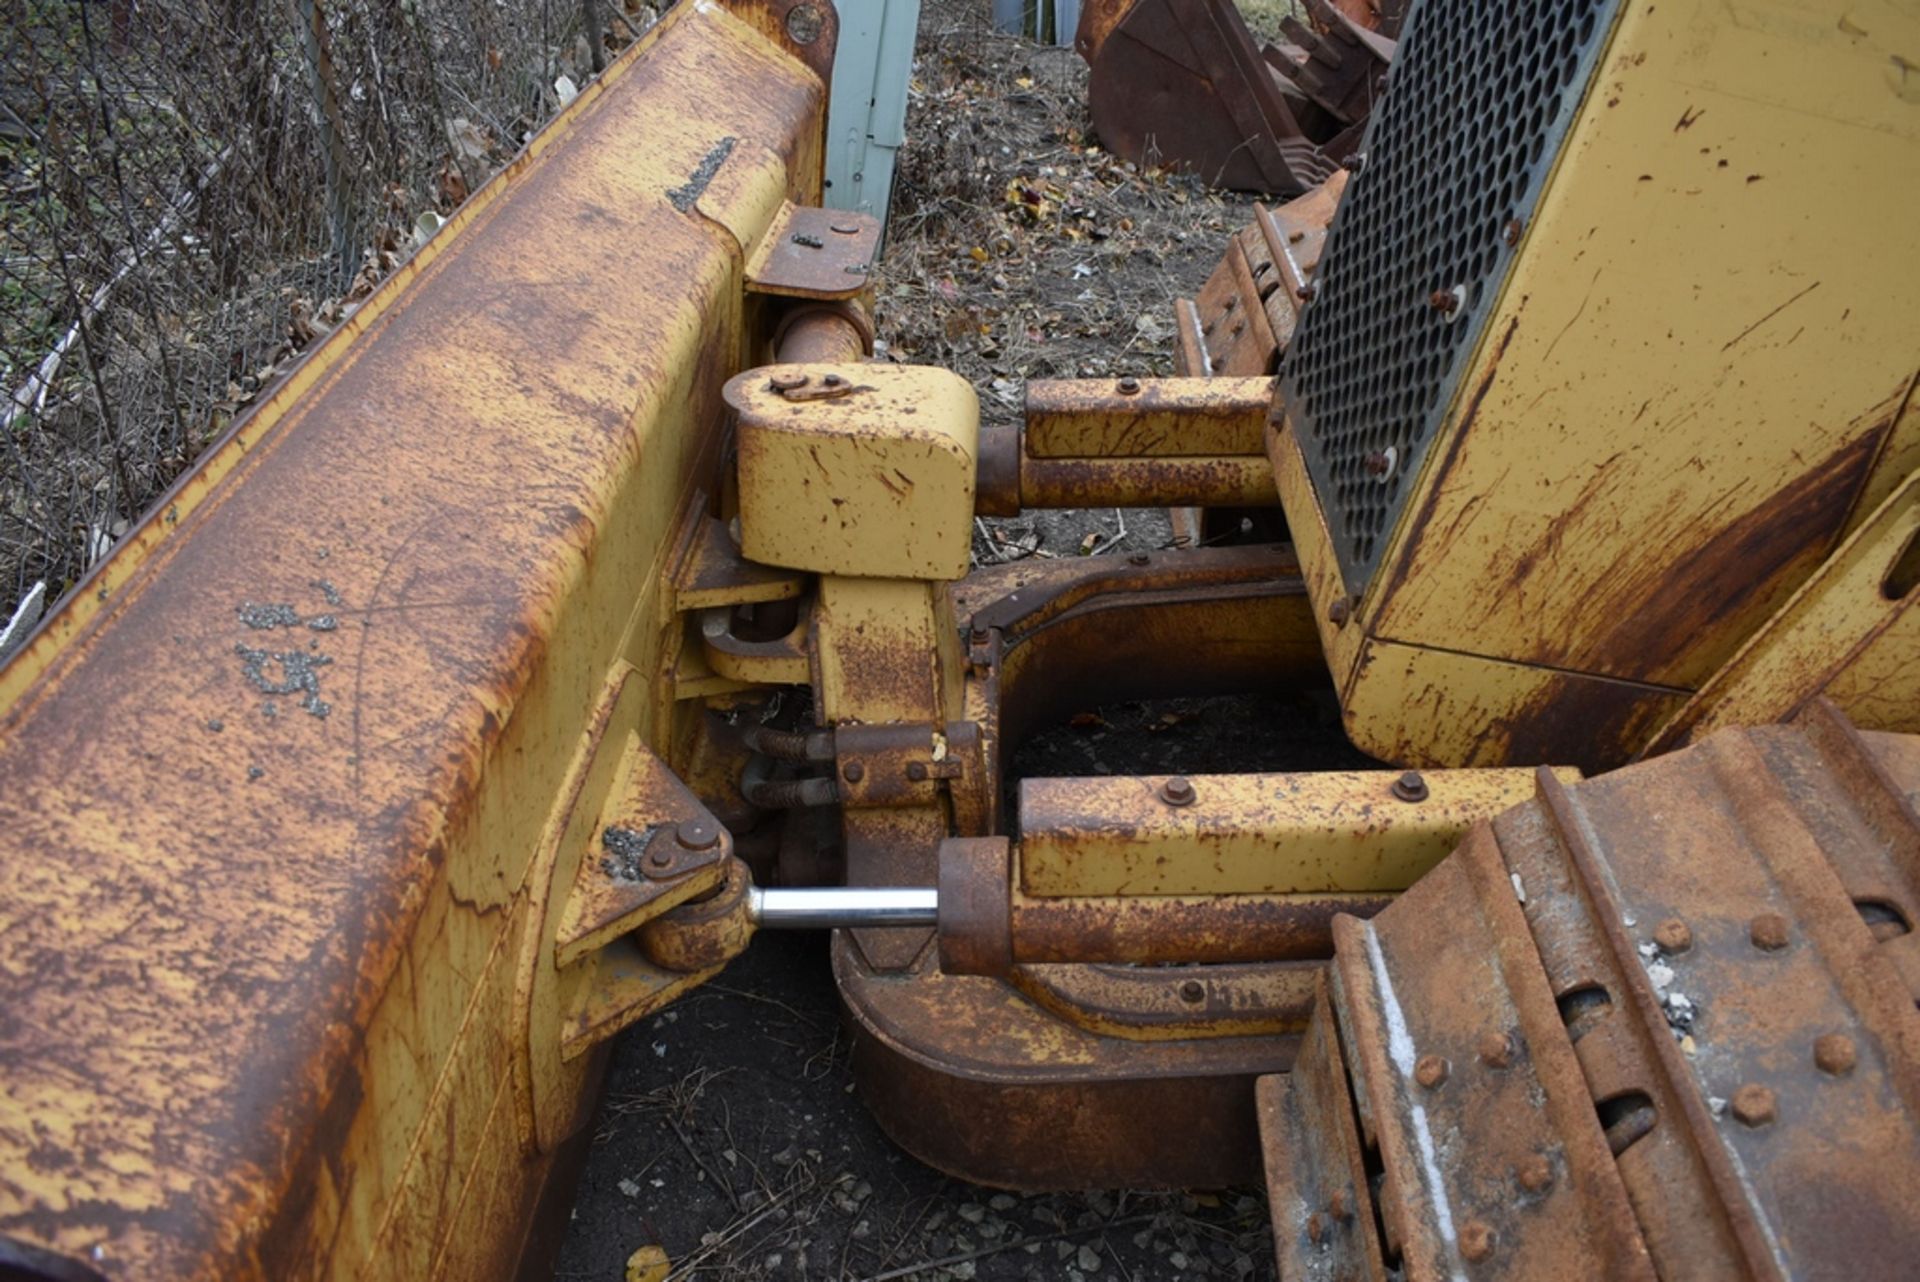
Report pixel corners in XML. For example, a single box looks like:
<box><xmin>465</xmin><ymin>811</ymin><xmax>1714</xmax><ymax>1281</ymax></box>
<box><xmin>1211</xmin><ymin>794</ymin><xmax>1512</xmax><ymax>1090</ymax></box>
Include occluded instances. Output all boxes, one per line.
<box><xmin>859</xmin><ymin>1212</ymin><xmax>1159</xmax><ymax>1282</ymax></box>
<box><xmin>668</xmin><ymin>1116</ymin><xmax>743</xmax><ymax>1214</ymax></box>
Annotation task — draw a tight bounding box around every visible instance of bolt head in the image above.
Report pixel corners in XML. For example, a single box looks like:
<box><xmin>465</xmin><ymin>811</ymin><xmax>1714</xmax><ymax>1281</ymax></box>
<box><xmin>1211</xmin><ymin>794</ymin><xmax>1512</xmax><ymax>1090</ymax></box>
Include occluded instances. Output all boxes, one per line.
<box><xmin>1414</xmin><ymin>1053</ymin><xmax>1449</xmax><ymax>1089</ymax></box>
<box><xmin>1117</xmin><ymin>376</ymin><xmax>1142</xmax><ymax>395</ymax></box>
<box><xmin>1750</xmin><ymin>912</ymin><xmax>1791</xmax><ymax>951</ymax></box>
<box><xmin>1503</xmin><ymin>217</ymin><xmax>1524</xmax><ymax>246</ymax></box>
<box><xmin>1391</xmin><ymin>771</ymin><xmax>1429</xmax><ymax>803</ymax></box>
<box><xmin>830</xmin><ymin>222</ymin><xmax>860</xmax><ymax>235</ymax></box>
<box><xmin>1363</xmin><ymin>450</ymin><xmax>1392</xmax><ymax>476</ymax></box>
<box><xmin>1428</xmin><ymin>288</ymin><xmax>1458</xmax><ymax>313</ymax></box>
<box><xmin>822</xmin><ymin>372</ymin><xmax>846</xmax><ymax>387</ymax></box>
<box><xmin>906</xmin><ymin>761</ymin><xmax>929</xmax><ymax>782</ymax></box>
<box><xmin>1813</xmin><ymin>1032</ymin><xmax>1857</xmax><ymax>1076</ymax></box>
<box><xmin>842</xmin><ymin>761</ymin><xmax>866</xmax><ymax>784</ymax></box>
<box><xmin>1327</xmin><ymin>1188</ymin><xmax>1352</xmax><ymax>1221</ymax></box>
<box><xmin>645</xmin><ymin>846</ymin><xmax>675</xmax><ymax>869</ymax></box>
<box><xmin>1178</xmin><ymin>978</ymin><xmax>1206</xmax><ymax>1004</ymax></box>
<box><xmin>1327</xmin><ymin>597</ymin><xmax>1351</xmax><ymax>626</ymax></box>
<box><xmin>1516</xmin><ymin>1154</ymin><xmax>1553</xmax><ymax>1194</ymax></box>
<box><xmin>1477</xmin><ymin>1030</ymin><xmax>1514</xmax><ymax>1069</ymax></box>
<box><xmin>1459</xmin><ymin>1220</ymin><xmax>1495</xmax><ymax>1262</ymax></box>
<box><xmin>769</xmin><ymin>371</ymin><xmax>809</xmax><ymax>391</ymax></box>
<box><xmin>675</xmin><ymin>818</ymin><xmax>718</xmax><ymax>851</ymax></box>
<box><xmin>1653</xmin><ymin>917</ymin><xmax>1693</xmax><ymax>954</ymax></box>
<box><xmin>1730</xmin><ymin>1082</ymin><xmax>1777</xmax><ymax>1127</ymax></box>
<box><xmin>1127</xmin><ymin>553</ymin><xmax>1150</xmax><ymax>567</ymax></box>
<box><xmin>1305</xmin><ymin>1211</ymin><xmax>1327</xmax><ymax>1244</ymax></box>
<box><xmin>1161</xmin><ymin>776</ymin><xmax>1196</xmax><ymax>806</ymax></box>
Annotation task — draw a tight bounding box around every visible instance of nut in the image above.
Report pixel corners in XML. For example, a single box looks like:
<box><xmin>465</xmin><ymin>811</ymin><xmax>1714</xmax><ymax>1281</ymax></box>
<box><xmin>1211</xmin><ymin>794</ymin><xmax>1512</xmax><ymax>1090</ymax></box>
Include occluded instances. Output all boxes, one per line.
<box><xmin>1161</xmin><ymin>776</ymin><xmax>1196</xmax><ymax>807</ymax></box>
<box><xmin>1730</xmin><ymin>1082</ymin><xmax>1776</xmax><ymax>1127</ymax></box>
<box><xmin>842</xmin><ymin>761</ymin><xmax>866</xmax><ymax>784</ymax></box>
<box><xmin>1653</xmin><ymin>917</ymin><xmax>1693</xmax><ymax>954</ymax></box>
<box><xmin>1459</xmin><ymin>1220</ymin><xmax>1495</xmax><ymax>1262</ymax></box>
<box><xmin>1477</xmin><ymin>1030</ymin><xmax>1514</xmax><ymax>1069</ymax></box>
<box><xmin>1116</xmin><ymin>376</ymin><xmax>1142</xmax><ymax>395</ymax></box>
<box><xmin>1327</xmin><ymin>597</ymin><xmax>1351</xmax><ymax>626</ymax></box>
<box><xmin>1813</xmin><ymin>1032</ymin><xmax>1857</xmax><ymax>1076</ymax></box>
<box><xmin>675</xmin><ymin>818</ymin><xmax>719</xmax><ymax>851</ymax></box>
<box><xmin>1749</xmin><ymin>912</ymin><xmax>1791</xmax><ymax>951</ymax></box>
<box><xmin>1516</xmin><ymin>1154</ymin><xmax>1553</xmax><ymax>1194</ymax></box>
<box><xmin>1414</xmin><ymin>1054</ymin><xmax>1449</xmax><ymax>1089</ymax></box>
<box><xmin>1391</xmin><ymin>770</ymin><xmax>1429</xmax><ymax>803</ymax></box>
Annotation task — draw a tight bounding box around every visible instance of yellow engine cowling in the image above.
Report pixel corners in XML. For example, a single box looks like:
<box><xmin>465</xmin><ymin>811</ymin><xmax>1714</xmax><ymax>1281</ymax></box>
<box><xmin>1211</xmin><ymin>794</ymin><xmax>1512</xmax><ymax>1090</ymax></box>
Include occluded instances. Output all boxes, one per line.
<box><xmin>1271</xmin><ymin>0</ymin><xmax>1920</xmax><ymax>773</ymax></box>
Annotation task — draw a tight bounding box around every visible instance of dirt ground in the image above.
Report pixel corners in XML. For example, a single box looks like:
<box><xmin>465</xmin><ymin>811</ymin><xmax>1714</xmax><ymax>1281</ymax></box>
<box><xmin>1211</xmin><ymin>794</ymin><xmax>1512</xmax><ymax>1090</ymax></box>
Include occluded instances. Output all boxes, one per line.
<box><xmin>551</xmin><ymin>1</ymin><xmax>1350</xmax><ymax>1277</ymax></box>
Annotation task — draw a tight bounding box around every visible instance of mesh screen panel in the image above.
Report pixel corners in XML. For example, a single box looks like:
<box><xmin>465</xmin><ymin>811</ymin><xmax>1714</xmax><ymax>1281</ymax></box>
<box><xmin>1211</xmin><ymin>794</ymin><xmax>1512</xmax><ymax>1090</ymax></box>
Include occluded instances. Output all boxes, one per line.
<box><xmin>1278</xmin><ymin>0</ymin><xmax>1625</xmax><ymax>593</ymax></box>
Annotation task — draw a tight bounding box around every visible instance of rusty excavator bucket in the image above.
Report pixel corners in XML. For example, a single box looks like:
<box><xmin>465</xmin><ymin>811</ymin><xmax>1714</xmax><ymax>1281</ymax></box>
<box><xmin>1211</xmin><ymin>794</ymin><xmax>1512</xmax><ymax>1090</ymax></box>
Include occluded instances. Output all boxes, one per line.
<box><xmin>1075</xmin><ymin>0</ymin><xmax>1399</xmax><ymax>193</ymax></box>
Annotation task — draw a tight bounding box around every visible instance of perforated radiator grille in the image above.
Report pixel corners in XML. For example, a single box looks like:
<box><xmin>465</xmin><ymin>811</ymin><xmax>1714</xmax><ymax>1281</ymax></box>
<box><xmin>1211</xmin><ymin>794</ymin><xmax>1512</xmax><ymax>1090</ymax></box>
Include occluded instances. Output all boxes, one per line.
<box><xmin>1278</xmin><ymin>0</ymin><xmax>1624</xmax><ymax>594</ymax></box>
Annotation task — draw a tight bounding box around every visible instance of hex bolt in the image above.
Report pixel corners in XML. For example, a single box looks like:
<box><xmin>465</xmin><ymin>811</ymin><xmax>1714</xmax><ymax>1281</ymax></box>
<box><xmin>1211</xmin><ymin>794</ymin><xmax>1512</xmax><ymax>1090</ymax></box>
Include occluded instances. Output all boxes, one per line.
<box><xmin>1813</xmin><ymin>1032</ymin><xmax>1857</xmax><ymax>1076</ymax></box>
<box><xmin>1179</xmin><ymin>979</ymin><xmax>1206</xmax><ymax>1004</ymax></box>
<box><xmin>675</xmin><ymin>818</ymin><xmax>718</xmax><ymax>851</ymax></box>
<box><xmin>1654</xmin><ymin>917</ymin><xmax>1693</xmax><ymax>955</ymax></box>
<box><xmin>1128</xmin><ymin>553</ymin><xmax>1150</xmax><ymax>567</ymax></box>
<box><xmin>1327</xmin><ymin>597</ymin><xmax>1351</xmax><ymax>626</ymax></box>
<box><xmin>1363</xmin><ymin>450</ymin><xmax>1392</xmax><ymax>477</ymax></box>
<box><xmin>906</xmin><ymin>761</ymin><xmax>929</xmax><ymax>782</ymax></box>
<box><xmin>769</xmin><ymin>371</ymin><xmax>809</xmax><ymax>391</ymax></box>
<box><xmin>1427</xmin><ymin>288</ymin><xmax>1459</xmax><ymax>315</ymax></box>
<box><xmin>1749</xmin><ymin>912</ymin><xmax>1791</xmax><ymax>952</ymax></box>
<box><xmin>842</xmin><ymin>761</ymin><xmax>866</xmax><ymax>784</ymax></box>
<box><xmin>1117</xmin><ymin>376</ymin><xmax>1142</xmax><ymax>395</ymax></box>
<box><xmin>1477</xmin><ymin>1030</ymin><xmax>1514</xmax><ymax>1069</ymax></box>
<box><xmin>1459</xmin><ymin>1220</ymin><xmax>1495</xmax><ymax>1262</ymax></box>
<box><xmin>1305</xmin><ymin>1211</ymin><xmax>1328</xmax><ymax>1245</ymax></box>
<box><xmin>1391</xmin><ymin>771</ymin><xmax>1430</xmax><ymax>804</ymax></box>
<box><xmin>1161</xmin><ymin>776</ymin><xmax>1197</xmax><ymax>807</ymax></box>
<box><xmin>1516</xmin><ymin>1154</ymin><xmax>1553</xmax><ymax>1194</ymax></box>
<box><xmin>1327</xmin><ymin>1188</ymin><xmax>1352</xmax><ymax>1221</ymax></box>
<box><xmin>1414</xmin><ymin>1054</ymin><xmax>1449</xmax><ymax>1089</ymax></box>
<box><xmin>1730</xmin><ymin>1083</ymin><xmax>1777</xmax><ymax>1127</ymax></box>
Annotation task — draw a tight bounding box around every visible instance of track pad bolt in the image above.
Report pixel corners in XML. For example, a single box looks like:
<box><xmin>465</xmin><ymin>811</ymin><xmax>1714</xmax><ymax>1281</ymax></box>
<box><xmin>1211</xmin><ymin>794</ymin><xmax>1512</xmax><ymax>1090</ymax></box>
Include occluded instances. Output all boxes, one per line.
<box><xmin>1653</xmin><ymin>917</ymin><xmax>1693</xmax><ymax>954</ymax></box>
<box><xmin>1749</xmin><ymin>912</ymin><xmax>1791</xmax><ymax>951</ymax></box>
<box><xmin>1414</xmin><ymin>1053</ymin><xmax>1449</xmax><ymax>1088</ymax></box>
<box><xmin>1813</xmin><ymin>1033</ymin><xmax>1857</xmax><ymax>1076</ymax></box>
<box><xmin>1731</xmin><ymin>1083</ymin><xmax>1776</xmax><ymax>1127</ymax></box>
